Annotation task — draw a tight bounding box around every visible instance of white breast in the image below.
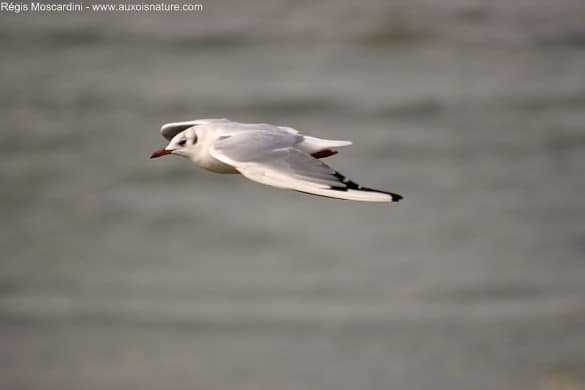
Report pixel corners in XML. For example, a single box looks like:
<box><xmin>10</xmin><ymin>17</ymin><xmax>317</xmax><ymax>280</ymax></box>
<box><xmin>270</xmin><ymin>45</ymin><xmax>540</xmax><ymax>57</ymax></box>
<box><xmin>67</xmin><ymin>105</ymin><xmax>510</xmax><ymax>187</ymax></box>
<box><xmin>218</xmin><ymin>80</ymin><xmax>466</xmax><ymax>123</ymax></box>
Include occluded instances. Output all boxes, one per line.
<box><xmin>188</xmin><ymin>127</ymin><xmax>239</xmax><ymax>174</ymax></box>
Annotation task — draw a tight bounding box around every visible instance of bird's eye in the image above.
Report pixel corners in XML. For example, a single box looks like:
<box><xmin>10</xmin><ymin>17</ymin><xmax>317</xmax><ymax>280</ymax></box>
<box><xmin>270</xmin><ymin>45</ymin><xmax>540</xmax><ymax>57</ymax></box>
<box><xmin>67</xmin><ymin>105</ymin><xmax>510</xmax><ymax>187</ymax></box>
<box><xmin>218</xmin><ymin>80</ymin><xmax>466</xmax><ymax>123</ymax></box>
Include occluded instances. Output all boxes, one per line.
<box><xmin>178</xmin><ymin>140</ymin><xmax>186</xmax><ymax>146</ymax></box>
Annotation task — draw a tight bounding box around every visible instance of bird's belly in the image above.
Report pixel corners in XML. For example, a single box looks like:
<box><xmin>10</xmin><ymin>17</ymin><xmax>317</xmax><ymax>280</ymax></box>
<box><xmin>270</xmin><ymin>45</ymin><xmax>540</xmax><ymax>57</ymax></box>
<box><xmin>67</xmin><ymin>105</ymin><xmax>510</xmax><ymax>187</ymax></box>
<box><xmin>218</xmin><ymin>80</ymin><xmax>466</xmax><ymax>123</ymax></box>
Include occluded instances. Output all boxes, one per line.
<box><xmin>193</xmin><ymin>155</ymin><xmax>239</xmax><ymax>174</ymax></box>
<box><xmin>206</xmin><ymin>163</ymin><xmax>239</xmax><ymax>174</ymax></box>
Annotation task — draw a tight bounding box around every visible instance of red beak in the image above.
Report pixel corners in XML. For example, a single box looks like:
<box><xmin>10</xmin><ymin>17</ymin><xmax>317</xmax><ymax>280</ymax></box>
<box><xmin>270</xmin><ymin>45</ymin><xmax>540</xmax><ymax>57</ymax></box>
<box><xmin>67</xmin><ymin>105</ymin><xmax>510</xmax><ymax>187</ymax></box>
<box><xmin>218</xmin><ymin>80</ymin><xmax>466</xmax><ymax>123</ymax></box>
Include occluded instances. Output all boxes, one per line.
<box><xmin>150</xmin><ymin>148</ymin><xmax>173</xmax><ymax>159</ymax></box>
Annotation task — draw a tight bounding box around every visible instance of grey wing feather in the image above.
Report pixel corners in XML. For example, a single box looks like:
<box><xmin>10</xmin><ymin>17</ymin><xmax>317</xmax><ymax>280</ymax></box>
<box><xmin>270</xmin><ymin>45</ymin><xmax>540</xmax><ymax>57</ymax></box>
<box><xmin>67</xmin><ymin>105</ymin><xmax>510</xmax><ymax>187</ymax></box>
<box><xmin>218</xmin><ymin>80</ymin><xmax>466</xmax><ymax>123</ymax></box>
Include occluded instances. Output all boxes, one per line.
<box><xmin>211</xmin><ymin>138</ymin><xmax>350</xmax><ymax>189</ymax></box>
<box><xmin>243</xmin><ymin>148</ymin><xmax>343</xmax><ymax>188</ymax></box>
<box><xmin>212</xmin><ymin>130</ymin><xmax>303</xmax><ymax>162</ymax></box>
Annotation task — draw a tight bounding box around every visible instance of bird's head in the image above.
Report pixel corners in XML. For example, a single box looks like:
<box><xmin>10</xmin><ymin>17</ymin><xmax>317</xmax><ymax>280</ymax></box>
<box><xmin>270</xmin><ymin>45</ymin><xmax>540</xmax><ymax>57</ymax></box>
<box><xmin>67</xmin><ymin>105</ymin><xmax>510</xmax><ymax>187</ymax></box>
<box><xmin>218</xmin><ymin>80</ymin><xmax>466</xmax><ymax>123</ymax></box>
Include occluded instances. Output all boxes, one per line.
<box><xmin>150</xmin><ymin>127</ymin><xmax>198</xmax><ymax>159</ymax></box>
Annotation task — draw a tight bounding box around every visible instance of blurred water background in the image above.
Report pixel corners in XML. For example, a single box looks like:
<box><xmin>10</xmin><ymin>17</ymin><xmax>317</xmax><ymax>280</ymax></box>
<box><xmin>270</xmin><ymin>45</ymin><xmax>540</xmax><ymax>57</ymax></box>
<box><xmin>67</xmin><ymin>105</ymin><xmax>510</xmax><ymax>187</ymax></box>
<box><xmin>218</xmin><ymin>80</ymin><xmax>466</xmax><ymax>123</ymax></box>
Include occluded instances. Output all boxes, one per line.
<box><xmin>1</xmin><ymin>1</ymin><xmax>585</xmax><ymax>389</ymax></box>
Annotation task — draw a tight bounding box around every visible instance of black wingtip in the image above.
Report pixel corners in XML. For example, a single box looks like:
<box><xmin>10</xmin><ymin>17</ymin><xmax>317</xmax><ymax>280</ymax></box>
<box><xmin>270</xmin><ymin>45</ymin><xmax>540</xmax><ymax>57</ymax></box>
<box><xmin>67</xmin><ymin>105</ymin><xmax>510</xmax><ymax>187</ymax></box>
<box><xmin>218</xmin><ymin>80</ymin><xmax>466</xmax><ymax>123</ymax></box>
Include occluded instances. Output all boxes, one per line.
<box><xmin>389</xmin><ymin>193</ymin><xmax>403</xmax><ymax>202</ymax></box>
<box><xmin>330</xmin><ymin>171</ymin><xmax>403</xmax><ymax>203</ymax></box>
<box><xmin>363</xmin><ymin>188</ymin><xmax>402</xmax><ymax>202</ymax></box>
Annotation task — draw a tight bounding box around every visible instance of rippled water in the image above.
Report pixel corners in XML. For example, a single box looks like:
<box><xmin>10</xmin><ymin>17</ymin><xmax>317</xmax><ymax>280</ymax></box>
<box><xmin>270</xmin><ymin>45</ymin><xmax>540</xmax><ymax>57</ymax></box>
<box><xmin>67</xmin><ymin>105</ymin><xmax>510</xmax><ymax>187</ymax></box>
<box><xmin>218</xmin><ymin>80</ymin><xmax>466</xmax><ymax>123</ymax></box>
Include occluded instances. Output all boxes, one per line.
<box><xmin>1</xmin><ymin>1</ymin><xmax>585</xmax><ymax>389</ymax></box>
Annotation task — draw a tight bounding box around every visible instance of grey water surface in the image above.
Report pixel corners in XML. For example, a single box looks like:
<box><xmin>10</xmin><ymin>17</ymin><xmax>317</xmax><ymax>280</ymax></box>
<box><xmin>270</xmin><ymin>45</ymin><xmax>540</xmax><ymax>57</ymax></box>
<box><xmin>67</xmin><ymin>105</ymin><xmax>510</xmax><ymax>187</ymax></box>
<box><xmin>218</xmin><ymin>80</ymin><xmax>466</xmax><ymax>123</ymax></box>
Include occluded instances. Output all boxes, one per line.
<box><xmin>1</xmin><ymin>1</ymin><xmax>585</xmax><ymax>389</ymax></box>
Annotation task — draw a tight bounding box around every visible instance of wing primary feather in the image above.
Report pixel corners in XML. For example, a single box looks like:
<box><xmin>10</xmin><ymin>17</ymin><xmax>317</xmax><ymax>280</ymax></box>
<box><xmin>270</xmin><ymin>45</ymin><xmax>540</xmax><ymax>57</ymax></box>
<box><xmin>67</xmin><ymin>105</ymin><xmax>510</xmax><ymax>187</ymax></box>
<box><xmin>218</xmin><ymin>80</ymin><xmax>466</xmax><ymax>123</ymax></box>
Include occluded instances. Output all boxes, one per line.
<box><xmin>330</xmin><ymin>172</ymin><xmax>403</xmax><ymax>202</ymax></box>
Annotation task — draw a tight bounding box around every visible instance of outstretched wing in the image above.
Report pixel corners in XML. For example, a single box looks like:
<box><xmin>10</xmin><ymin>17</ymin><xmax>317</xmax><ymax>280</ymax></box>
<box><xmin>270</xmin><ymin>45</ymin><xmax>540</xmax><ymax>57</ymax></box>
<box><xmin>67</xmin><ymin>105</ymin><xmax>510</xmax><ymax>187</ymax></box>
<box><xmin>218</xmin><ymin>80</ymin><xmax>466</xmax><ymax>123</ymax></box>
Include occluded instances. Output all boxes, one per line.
<box><xmin>160</xmin><ymin>118</ymin><xmax>231</xmax><ymax>140</ymax></box>
<box><xmin>210</xmin><ymin>132</ymin><xmax>402</xmax><ymax>202</ymax></box>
